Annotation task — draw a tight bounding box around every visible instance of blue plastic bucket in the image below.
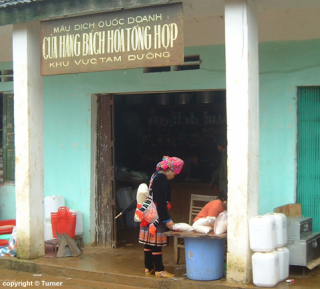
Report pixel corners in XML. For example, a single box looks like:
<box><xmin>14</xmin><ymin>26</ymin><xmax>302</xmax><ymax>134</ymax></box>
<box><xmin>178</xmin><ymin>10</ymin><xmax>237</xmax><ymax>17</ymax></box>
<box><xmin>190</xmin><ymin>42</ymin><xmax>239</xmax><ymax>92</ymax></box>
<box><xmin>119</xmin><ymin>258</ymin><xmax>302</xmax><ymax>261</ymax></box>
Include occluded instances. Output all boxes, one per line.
<box><xmin>184</xmin><ymin>237</ymin><xmax>225</xmax><ymax>281</ymax></box>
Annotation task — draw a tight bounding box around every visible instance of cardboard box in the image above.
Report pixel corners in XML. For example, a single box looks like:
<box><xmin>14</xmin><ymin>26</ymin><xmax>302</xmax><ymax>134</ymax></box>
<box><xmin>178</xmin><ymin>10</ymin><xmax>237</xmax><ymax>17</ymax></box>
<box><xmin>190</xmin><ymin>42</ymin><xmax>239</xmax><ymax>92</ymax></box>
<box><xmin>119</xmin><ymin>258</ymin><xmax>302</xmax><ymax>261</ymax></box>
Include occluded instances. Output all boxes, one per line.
<box><xmin>274</xmin><ymin>203</ymin><xmax>302</xmax><ymax>217</ymax></box>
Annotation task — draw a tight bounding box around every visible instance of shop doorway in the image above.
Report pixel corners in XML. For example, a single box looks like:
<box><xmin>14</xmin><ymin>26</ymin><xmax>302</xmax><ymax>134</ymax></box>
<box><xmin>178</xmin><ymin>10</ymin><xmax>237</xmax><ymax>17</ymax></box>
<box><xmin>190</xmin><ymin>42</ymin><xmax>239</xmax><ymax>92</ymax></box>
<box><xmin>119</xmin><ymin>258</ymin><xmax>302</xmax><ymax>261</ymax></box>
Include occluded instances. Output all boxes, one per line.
<box><xmin>96</xmin><ymin>91</ymin><xmax>227</xmax><ymax>247</ymax></box>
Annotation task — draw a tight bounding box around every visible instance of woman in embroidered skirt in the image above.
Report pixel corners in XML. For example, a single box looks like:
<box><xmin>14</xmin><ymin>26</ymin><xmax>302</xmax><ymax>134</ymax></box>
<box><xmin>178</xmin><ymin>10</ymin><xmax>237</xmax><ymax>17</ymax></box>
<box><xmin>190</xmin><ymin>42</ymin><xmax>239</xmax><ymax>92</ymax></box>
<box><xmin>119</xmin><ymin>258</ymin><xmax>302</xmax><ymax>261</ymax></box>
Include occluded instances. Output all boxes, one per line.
<box><xmin>139</xmin><ymin>156</ymin><xmax>184</xmax><ymax>278</ymax></box>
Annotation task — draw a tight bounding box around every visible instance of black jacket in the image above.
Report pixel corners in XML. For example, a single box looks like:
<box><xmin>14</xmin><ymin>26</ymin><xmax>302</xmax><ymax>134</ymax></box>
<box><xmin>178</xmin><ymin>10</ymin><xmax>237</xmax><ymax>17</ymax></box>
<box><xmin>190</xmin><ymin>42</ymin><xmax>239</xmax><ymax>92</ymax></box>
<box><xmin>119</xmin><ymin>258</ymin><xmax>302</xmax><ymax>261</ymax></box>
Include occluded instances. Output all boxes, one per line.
<box><xmin>150</xmin><ymin>172</ymin><xmax>171</xmax><ymax>222</ymax></box>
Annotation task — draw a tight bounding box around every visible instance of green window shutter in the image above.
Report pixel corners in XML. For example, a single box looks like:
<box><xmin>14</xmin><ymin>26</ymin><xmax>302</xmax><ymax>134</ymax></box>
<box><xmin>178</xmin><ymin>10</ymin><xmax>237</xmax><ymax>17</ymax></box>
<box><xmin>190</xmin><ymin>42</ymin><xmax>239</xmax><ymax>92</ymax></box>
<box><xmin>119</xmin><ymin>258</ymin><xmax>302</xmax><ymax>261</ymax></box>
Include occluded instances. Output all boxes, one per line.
<box><xmin>297</xmin><ymin>86</ymin><xmax>320</xmax><ymax>232</ymax></box>
<box><xmin>3</xmin><ymin>92</ymin><xmax>15</xmax><ymax>182</ymax></box>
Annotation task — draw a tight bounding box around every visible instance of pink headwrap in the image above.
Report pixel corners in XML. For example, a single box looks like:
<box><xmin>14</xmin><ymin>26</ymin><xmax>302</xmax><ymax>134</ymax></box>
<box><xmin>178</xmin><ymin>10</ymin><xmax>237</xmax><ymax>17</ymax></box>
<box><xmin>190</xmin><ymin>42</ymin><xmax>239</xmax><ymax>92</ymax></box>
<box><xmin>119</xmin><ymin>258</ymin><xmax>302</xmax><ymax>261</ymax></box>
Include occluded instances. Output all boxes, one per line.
<box><xmin>156</xmin><ymin>156</ymin><xmax>184</xmax><ymax>174</ymax></box>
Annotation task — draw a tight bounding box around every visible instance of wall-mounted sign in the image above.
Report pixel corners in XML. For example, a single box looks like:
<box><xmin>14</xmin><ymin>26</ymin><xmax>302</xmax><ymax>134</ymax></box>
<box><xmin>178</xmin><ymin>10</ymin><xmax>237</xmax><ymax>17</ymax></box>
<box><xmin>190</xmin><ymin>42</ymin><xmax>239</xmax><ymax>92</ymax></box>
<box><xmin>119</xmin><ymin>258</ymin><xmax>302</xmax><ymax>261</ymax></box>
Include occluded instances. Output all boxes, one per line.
<box><xmin>41</xmin><ymin>3</ymin><xmax>183</xmax><ymax>76</ymax></box>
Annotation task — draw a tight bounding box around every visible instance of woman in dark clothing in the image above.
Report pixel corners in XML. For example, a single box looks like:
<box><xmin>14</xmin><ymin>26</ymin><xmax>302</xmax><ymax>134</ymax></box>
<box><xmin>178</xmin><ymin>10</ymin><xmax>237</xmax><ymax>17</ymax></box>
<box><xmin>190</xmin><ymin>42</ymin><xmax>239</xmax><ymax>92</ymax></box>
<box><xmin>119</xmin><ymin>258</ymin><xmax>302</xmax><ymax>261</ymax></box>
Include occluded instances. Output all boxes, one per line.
<box><xmin>139</xmin><ymin>156</ymin><xmax>184</xmax><ymax>278</ymax></box>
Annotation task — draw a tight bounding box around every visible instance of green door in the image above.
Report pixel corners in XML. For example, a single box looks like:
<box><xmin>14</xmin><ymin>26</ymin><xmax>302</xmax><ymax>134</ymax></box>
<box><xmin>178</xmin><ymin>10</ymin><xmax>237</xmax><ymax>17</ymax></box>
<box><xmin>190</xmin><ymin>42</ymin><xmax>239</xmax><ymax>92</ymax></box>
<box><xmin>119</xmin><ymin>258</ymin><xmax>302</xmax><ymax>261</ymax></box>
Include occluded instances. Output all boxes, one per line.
<box><xmin>297</xmin><ymin>87</ymin><xmax>320</xmax><ymax>231</ymax></box>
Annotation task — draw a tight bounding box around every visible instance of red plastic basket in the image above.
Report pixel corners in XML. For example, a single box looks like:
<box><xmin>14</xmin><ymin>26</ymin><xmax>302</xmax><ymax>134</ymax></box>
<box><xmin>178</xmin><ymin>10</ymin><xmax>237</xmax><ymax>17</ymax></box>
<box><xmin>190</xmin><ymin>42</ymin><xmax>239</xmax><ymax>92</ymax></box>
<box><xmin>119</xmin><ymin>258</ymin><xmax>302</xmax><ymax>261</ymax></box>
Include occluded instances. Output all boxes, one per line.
<box><xmin>51</xmin><ymin>206</ymin><xmax>76</xmax><ymax>238</ymax></box>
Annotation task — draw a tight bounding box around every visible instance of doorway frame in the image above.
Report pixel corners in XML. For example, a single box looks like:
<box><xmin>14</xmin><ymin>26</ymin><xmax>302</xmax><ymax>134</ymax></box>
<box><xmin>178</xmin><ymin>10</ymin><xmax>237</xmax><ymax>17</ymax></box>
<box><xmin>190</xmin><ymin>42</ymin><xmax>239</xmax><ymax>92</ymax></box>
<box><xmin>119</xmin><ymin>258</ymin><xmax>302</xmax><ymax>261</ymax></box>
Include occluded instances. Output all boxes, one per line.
<box><xmin>94</xmin><ymin>89</ymin><xmax>226</xmax><ymax>248</ymax></box>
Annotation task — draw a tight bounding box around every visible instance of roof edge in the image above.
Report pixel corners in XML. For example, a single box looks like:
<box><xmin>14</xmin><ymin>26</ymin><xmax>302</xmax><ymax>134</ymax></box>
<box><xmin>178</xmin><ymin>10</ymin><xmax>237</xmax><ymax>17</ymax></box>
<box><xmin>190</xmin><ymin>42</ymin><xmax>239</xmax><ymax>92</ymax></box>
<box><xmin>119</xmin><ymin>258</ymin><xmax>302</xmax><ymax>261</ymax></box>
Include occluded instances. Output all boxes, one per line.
<box><xmin>0</xmin><ymin>0</ymin><xmax>170</xmax><ymax>26</ymax></box>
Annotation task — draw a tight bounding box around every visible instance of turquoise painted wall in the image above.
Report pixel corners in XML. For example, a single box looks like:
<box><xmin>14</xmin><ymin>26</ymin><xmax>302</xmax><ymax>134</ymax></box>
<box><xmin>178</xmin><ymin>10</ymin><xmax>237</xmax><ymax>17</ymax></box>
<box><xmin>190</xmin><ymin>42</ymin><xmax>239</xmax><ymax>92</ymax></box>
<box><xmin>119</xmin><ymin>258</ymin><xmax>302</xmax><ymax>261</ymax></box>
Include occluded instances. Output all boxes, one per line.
<box><xmin>0</xmin><ymin>61</ymin><xmax>15</xmax><ymax>221</ymax></box>
<box><xmin>2</xmin><ymin>39</ymin><xmax>320</xmax><ymax>242</ymax></box>
<box><xmin>0</xmin><ymin>184</ymin><xmax>15</xmax><ymax>220</ymax></box>
<box><xmin>44</xmin><ymin>39</ymin><xmax>320</xmax><ymax>242</ymax></box>
<box><xmin>258</xmin><ymin>39</ymin><xmax>320</xmax><ymax>214</ymax></box>
<box><xmin>43</xmin><ymin>45</ymin><xmax>226</xmax><ymax>244</ymax></box>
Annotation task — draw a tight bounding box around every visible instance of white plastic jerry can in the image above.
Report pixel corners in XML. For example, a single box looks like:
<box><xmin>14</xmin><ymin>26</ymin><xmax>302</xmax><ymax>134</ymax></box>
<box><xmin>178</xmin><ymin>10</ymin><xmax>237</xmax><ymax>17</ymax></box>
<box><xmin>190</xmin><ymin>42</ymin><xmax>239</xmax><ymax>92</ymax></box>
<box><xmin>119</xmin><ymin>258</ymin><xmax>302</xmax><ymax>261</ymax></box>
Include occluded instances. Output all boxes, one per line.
<box><xmin>249</xmin><ymin>215</ymin><xmax>277</xmax><ymax>252</ymax></box>
<box><xmin>265</xmin><ymin>213</ymin><xmax>287</xmax><ymax>248</ymax></box>
<box><xmin>252</xmin><ymin>250</ymin><xmax>280</xmax><ymax>287</ymax></box>
<box><xmin>44</xmin><ymin>195</ymin><xmax>65</xmax><ymax>220</ymax></box>
<box><xmin>69</xmin><ymin>209</ymin><xmax>84</xmax><ymax>236</ymax></box>
<box><xmin>276</xmin><ymin>247</ymin><xmax>290</xmax><ymax>281</ymax></box>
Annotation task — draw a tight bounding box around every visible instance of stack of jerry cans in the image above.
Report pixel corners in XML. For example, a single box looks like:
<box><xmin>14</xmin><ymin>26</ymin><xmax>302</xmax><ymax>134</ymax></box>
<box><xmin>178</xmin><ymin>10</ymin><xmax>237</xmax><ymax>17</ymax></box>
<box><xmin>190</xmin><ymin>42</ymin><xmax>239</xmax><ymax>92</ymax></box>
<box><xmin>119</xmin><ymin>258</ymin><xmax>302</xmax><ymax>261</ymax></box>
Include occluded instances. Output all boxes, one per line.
<box><xmin>249</xmin><ymin>213</ymin><xmax>289</xmax><ymax>287</ymax></box>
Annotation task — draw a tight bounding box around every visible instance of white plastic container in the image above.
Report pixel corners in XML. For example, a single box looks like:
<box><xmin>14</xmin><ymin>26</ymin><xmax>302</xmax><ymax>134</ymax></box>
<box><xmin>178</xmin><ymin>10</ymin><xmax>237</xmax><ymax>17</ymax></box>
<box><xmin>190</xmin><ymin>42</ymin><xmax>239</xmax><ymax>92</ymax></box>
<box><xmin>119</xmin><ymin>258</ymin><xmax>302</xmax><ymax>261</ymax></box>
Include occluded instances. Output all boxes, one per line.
<box><xmin>44</xmin><ymin>219</ymin><xmax>54</xmax><ymax>241</ymax></box>
<box><xmin>265</xmin><ymin>213</ymin><xmax>287</xmax><ymax>248</ymax></box>
<box><xmin>69</xmin><ymin>210</ymin><xmax>84</xmax><ymax>236</ymax></box>
<box><xmin>125</xmin><ymin>209</ymin><xmax>139</xmax><ymax>228</ymax></box>
<box><xmin>252</xmin><ymin>251</ymin><xmax>280</xmax><ymax>287</ymax></box>
<box><xmin>116</xmin><ymin>187</ymin><xmax>133</xmax><ymax>210</ymax></box>
<box><xmin>276</xmin><ymin>247</ymin><xmax>290</xmax><ymax>281</ymax></box>
<box><xmin>44</xmin><ymin>195</ymin><xmax>65</xmax><ymax>220</ymax></box>
<box><xmin>249</xmin><ymin>215</ymin><xmax>277</xmax><ymax>252</ymax></box>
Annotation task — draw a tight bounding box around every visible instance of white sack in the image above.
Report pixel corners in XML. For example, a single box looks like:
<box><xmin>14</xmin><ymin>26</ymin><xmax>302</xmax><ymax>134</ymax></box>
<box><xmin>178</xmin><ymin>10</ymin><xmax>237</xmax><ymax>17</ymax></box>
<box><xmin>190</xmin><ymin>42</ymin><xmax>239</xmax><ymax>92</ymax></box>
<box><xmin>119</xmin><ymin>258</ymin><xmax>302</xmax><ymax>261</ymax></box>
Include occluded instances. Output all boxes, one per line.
<box><xmin>192</xmin><ymin>224</ymin><xmax>213</xmax><ymax>234</ymax></box>
<box><xmin>193</xmin><ymin>216</ymin><xmax>216</xmax><ymax>226</ymax></box>
<box><xmin>173</xmin><ymin>223</ymin><xmax>193</xmax><ymax>232</ymax></box>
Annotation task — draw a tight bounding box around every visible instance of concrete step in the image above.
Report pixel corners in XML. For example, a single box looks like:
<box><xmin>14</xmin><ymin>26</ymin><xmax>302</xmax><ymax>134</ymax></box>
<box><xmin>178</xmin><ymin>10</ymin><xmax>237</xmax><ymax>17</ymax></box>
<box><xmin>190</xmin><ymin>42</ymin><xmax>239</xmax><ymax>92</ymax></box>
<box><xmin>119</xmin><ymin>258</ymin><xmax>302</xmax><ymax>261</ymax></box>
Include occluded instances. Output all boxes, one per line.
<box><xmin>0</xmin><ymin>268</ymin><xmax>143</xmax><ymax>289</ymax></box>
<box><xmin>0</xmin><ymin>257</ymin><xmax>157</xmax><ymax>288</ymax></box>
<box><xmin>0</xmin><ymin>256</ymin><xmax>236</xmax><ymax>289</ymax></box>
<box><xmin>1</xmin><ymin>255</ymin><xmax>319</xmax><ymax>289</ymax></box>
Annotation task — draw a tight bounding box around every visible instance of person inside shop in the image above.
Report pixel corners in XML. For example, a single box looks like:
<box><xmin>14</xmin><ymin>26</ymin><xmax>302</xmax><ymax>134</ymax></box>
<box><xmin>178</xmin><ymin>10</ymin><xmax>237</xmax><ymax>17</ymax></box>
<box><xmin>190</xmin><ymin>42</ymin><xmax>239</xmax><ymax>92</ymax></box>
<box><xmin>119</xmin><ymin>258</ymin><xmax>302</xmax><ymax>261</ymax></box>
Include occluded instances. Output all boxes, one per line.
<box><xmin>181</xmin><ymin>154</ymin><xmax>211</xmax><ymax>182</ymax></box>
<box><xmin>210</xmin><ymin>136</ymin><xmax>227</xmax><ymax>194</ymax></box>
<box><xmin>193</xmin><ymin>189</ymin><xmax>228</xmax><ymax>224</ymax></box>
<box><xmin>139</xmin><ymin>156</ymin><xmax>184</xmax><ymax>278</ymax></box>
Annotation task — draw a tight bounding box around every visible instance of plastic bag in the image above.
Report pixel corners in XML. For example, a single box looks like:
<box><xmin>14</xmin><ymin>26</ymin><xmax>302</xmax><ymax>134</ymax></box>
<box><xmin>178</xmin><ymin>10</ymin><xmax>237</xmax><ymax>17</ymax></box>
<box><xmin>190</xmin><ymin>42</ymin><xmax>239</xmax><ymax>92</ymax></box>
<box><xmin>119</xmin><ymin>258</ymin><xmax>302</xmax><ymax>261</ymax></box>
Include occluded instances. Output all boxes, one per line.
<box><xmin>173</xmin><ymin>223</ymin><xmax>193</xmax><ymax>232</ymax></box>
<box><xmin>116</xmin><ymin>187</ymin><xmax>133</xmax><ymax>210</ymax></box>
<box><xmin>214</xmin><ymin>211</ymin><xmax>228</xmax><ymax>235</ymax></box>
<box><xmin>193</xmin><ymin>216</ymin><xmax>216</xmax><ymax>226</ymax></box>
<box><xmin>9</xmin><ymin>226</ymin><xmax>16</xmax><ymax>246</ymax></box>
<box><xmin>0</xmin><ymin>226</ymin><xmax>17</xmax><ymax>257</ymax></box>
<box><xmin>192</xmin><ymin>224</ymin><xmax>212</xmax><ymax>234</ymax></box>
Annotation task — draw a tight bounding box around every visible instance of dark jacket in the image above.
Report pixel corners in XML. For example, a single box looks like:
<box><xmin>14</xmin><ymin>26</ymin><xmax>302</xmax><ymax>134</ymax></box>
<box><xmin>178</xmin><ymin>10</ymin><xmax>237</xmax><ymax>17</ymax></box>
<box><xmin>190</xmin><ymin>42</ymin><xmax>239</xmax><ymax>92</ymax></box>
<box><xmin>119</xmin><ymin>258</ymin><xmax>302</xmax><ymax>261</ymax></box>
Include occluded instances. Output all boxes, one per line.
<box><xmin>150</xmin><ymin>172</ymin><xmax>171</xmax><ymax>222</ymax></box>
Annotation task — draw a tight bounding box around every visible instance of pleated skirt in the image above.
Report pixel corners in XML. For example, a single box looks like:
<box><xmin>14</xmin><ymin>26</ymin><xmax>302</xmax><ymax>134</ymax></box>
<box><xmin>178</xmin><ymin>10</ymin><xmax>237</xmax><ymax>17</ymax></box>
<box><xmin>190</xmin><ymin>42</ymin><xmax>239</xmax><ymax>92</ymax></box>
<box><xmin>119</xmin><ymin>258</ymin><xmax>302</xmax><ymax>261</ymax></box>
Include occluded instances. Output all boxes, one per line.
<box><xmin>139</xmin><ymin>223</ymin><xmax>168</xmax><ymax>246</ymax></box>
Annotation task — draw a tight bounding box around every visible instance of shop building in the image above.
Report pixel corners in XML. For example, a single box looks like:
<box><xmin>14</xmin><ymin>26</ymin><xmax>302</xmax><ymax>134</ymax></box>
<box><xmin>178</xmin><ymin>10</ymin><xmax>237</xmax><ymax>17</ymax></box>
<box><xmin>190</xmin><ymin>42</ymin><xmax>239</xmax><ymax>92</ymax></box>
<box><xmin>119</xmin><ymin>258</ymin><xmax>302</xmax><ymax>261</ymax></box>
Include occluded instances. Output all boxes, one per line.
<box><xmin>0</xmin><ymin>0</ymin><xmax>320</xmax><ymax>284</ymax></box>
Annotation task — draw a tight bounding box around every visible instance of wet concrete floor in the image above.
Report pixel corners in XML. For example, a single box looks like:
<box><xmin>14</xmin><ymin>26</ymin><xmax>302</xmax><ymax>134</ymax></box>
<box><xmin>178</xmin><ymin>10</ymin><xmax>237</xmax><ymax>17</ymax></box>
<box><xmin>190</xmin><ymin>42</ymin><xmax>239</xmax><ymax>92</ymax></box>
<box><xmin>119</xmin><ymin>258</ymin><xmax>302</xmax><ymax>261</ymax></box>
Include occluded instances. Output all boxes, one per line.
<box><xmin>0</xmin><ymin>269</ymin><xmax>141</xmax><ymax>289</ymax></box>
<box><xmin>0</xmin><ymin>227</ymin><xmax>319</xmax><ymax>289</ymax></box>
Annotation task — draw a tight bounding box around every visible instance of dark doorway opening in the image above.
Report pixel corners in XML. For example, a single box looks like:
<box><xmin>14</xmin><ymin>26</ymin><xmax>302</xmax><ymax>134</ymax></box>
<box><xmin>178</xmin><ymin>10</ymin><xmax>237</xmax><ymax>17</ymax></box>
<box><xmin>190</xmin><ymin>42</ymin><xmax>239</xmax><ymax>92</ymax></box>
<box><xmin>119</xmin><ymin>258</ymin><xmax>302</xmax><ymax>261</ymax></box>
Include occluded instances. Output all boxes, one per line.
<box><xmin>113</xmin><ymin>91</ymin><xmax>227</xmax><ymax>242</ymax></box>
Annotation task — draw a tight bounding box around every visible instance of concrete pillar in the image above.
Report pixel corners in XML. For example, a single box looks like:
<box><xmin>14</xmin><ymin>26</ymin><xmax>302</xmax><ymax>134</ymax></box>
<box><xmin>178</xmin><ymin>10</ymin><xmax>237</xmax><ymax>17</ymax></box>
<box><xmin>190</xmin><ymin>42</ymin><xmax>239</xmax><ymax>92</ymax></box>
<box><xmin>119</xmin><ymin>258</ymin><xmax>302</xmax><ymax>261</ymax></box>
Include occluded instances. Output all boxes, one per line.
<box><xmin>13</xmin><ymin>21</ymin><xmax>44</xmax><ymax>259</ymax></box>
<box><xmin>224</xmin><ymin>0</ymin><xmax>259</xmax><ymax>284</ymax></box>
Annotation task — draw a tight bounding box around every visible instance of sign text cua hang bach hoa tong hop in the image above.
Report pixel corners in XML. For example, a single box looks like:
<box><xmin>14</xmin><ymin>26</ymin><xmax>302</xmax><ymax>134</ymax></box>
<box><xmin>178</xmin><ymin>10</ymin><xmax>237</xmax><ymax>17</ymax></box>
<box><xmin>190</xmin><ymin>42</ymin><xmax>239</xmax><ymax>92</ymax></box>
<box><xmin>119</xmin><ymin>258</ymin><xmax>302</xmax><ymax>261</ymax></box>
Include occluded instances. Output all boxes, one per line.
<box><xmin>40</xmin><ymin>3</ymin><xmax>184</xmax><ymax>76</ymax></box>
